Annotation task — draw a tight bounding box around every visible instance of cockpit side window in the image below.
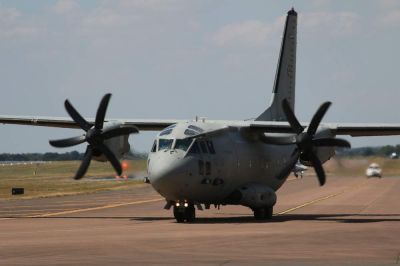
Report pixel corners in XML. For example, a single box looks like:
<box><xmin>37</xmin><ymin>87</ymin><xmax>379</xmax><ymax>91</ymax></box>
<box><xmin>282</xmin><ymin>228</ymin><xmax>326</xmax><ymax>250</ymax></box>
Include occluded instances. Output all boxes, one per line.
<box><xmin>199</xmin><ymin>141</ymin><xmax>208</xmax><ymax>153</ymax></box>
<box><xmin>188</xmin><ymin>142</ymin><xmax>200</xmax><ymax>154</ymax></box>
<box><xmin>206</xmin><ymin>141</ymin><xmax>215</xmax><ymax>154</ymax></box>
<box><xmin>175</xmin><ymin>139</ymin><xmax>193</xmax><ymax>152</ymax></box>
<box><xmin>151</xmin><ymin>140</ymin><xmax>157</xmax><ymax>152</ymax></box>
<box><xmin>158</xmin><ymin>139</ymin><xmax>173</xmax><ymax>151</ymax></box>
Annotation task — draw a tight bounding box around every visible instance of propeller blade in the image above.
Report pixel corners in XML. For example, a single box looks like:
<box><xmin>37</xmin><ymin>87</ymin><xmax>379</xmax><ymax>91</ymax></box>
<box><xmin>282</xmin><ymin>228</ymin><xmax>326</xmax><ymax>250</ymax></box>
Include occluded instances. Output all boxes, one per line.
<box><xmin>307</xmin><ymin>102</ymin><xmax>331</xmax><ymax>136</ymax></box>
<box><xmin>49</xmin><ymin>135</ymin><xmax>86</xmax><ymax>148</ymax></box>
<box><xmin>313</xmin><ymin>138</ymin><xmax>351</xmax><ymax>148</ymax></box>
<box><xmin>309</xmin><ymin>152</ymin><xmax>326</xmax><ymax>186</ymax></box>
<box><xmin>276</xmin><ymin>149</ymin><xmax>300</xmax><ymax>180</ymax></box>
<box><xmin>65</xmin><ymin>100</ymin><xmax>91</xmax><ymax>131</ymax></box>
<box><xmin>95</xmin><ymin>94</ymin><xmax>112</xmax><ymax>130</ymax></box>
<box><xmin>260</xmin><ymin>135</ymin><xmax>297</xmax><ymax>145</ymax></box>
<box><xmin>97</xmin><ymin>144</ymin><xmax>122</xmax><ymax>176</ymax></box>
<box><xmin>102</xmin><ymin>125</ymin><xmax>139</xmax><ymax>140</ymax></box>
<box><xmin>282</xmin><ymin>99</ymin><xmax>303</xmax><ymax>134</ymax></box>
<box><xmin>74</xmin><ymin>146</ymin><xmax>93</xmax><ymax>180</ymax></box>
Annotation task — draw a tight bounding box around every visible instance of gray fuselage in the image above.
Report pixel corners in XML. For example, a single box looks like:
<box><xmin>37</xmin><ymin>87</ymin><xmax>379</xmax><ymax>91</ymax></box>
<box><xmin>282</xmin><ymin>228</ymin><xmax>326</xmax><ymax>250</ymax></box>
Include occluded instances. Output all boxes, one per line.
<box><xmin>147</xmin><ymin>121</ymin><xmax>295</xmax><ymax>204</ymax></box>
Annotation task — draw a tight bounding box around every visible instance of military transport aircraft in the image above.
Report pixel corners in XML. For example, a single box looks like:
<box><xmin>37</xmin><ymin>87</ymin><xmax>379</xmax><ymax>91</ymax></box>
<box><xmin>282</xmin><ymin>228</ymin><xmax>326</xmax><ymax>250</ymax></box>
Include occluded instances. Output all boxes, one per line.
<box><xmin>1</xmin><ymin>8</ymin><xmax>400</xmax><ymax>222</ymax></box>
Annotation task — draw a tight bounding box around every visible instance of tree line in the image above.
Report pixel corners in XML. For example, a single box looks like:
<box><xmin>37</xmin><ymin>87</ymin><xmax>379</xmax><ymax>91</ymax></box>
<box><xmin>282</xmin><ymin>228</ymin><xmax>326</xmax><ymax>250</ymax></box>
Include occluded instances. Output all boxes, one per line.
<box><xmin>0</xmin><ymin>151</ymin><xmax>147</xmax><ymax>161</ymax></box>
<box><xmin>1</xmin><ymin>145</ymin><xmax>399</xmax><ymax>161</ymax></box>
<box><xmin>337</xmin><ymin>144</ymin><xmax>400</xmax><ymax>157</ymax></box>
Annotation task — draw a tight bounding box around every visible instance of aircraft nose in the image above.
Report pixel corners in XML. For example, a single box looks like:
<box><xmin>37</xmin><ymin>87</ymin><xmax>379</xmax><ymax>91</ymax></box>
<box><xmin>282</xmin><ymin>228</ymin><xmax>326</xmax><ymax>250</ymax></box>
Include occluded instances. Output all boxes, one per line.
<box><xmin>148</xmin><ymin>152</ymin><xmax>195</xmax><ymax>200</ymax></box>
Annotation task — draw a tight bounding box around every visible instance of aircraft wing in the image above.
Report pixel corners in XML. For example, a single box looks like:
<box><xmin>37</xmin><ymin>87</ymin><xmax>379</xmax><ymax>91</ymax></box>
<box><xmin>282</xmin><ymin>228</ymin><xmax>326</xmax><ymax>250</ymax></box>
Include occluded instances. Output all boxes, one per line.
<box><xmin>250</xmin><ymin>121</ymin><xmax>400</xmax><ymax>137</ymax></box>
<box><xmin>2</xmin><ymin>115</ymin><xmax>400</xmax><ymax>137</ymax></box>
<box><xmin>0</xmin><ymin>115</ymin><xmax>182</xmax><ymax>131</ymax></box>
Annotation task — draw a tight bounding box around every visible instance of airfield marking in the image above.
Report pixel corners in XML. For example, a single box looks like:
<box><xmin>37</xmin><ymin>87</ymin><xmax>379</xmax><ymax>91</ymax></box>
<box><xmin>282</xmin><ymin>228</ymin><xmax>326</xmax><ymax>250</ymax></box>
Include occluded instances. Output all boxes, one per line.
<box><xmin>275</xmin><ymin>179</ymin><xmax>368</xmax><ymax>216</ymax></box>
<box><xmin>275</xmin><ymin>191</ymin><xmax>344</xmax><ymax>215</ymax></box>
<box><xmin>27</xmin><ymin>198</ymin><xmax>164</xmax><ymax>218</ymax></box>
<box><xmin>0</xmin><ymin>178</ymin><xmax>368</xmax><ymax>221</ymax></box>
<box><xmin>0</xmin><ymin>198</ymin><xmax>163</xmax><ymax>220</ymax></box>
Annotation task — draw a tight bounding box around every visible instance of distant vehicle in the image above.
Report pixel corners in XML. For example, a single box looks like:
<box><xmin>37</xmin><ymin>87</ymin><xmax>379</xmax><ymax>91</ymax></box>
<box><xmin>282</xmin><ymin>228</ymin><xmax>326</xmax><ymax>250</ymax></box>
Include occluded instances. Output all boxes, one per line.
<box><xmin>366</xmin><ymin>163</ymin><xmax>382</xmax><ymax>178</ymax></box>
<box><xmin>390</xmin><ymin>152</ymin><xmax>398</xmax><ymax>159</ymax></box>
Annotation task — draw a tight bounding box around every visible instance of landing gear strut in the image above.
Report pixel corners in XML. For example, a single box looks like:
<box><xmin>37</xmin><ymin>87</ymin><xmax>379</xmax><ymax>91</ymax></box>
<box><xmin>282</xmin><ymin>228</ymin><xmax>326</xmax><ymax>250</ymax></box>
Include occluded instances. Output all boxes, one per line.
<box><xmin>173</xmin><ymin>204</ymin><xmax>195</xmax><ymax>223</ymax></box>
<box><xmin>253</xmin><ymin>206</ymin><xmax>273</xmax><ymax>220</ymax></box>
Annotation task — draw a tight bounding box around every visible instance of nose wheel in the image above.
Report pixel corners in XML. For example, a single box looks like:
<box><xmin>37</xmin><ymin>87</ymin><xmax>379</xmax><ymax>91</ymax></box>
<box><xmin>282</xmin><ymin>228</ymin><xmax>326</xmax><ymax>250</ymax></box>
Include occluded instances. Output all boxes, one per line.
<box><xmin>253</xmin><ymin>206</ymin><xmax>273</xmax><ymax>220</ymax></box>
<box><xmin>173</xmin><ymin>204</ymin><xmax>195</xmax><ymax>223</ymax></box>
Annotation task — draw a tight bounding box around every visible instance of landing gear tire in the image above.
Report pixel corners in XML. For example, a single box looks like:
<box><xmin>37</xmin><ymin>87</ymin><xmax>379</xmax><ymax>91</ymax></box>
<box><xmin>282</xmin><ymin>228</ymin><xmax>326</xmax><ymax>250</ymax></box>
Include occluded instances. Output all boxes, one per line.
<box><xmin>173</xmin><ymin>207</ymin><xmax>185</xmax><ymax>223</ymax></box>
<box><xmin>173</xmin><ymin>204</ymin><xmax>196</xmax><ymax>223</ymax></box>
<box><xmin>185</xmin><ymin>205</ymin><xmax>196</xmax><ymax>223</ymax></box>
<box><xmin>253</xmin><ymin>206</ymin><xmax>273</xmax><ymax>220</ymax></box>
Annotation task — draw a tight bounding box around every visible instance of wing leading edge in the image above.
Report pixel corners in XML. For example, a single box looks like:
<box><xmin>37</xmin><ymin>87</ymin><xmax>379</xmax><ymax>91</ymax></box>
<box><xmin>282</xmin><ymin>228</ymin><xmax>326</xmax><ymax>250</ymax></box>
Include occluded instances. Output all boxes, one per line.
<box><xmin>0</xmin><ymin>115</ymin><xmax>182</xmax><ymax>131</ymax></box>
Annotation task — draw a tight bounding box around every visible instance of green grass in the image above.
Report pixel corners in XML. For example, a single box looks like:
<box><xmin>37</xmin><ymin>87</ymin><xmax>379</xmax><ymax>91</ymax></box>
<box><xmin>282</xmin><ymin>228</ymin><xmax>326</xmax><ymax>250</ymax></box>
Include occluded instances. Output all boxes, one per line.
<box><xmin>0</xmin><ymin>160</ymin><xmax>147</xmax><ymax>200</ymax></box>
<box><xmin>320</xmin><ymin>156</ymin><xmax>400</xmax><ymax>177</ymax></box>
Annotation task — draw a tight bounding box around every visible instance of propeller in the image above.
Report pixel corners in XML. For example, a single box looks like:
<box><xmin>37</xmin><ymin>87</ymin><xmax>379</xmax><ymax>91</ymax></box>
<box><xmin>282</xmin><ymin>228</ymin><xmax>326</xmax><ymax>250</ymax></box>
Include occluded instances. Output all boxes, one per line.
<box><xmin>262</xmin><ymin>99</ymin><xmax>351</xmax><ymax>186</ymax></box>
<box><xmin>49</xmin><ymin>93</ymin><xmax>139</xmax><ymax>179</ymax></box>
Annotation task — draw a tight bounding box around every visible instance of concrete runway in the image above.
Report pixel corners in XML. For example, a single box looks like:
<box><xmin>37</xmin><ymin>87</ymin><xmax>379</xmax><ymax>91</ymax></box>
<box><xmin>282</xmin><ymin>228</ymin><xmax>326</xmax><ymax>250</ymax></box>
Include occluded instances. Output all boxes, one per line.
<box><xmin>1</xmin><ymin>176</ymin><xmax>400</xmax><ymax>265</ymax></box>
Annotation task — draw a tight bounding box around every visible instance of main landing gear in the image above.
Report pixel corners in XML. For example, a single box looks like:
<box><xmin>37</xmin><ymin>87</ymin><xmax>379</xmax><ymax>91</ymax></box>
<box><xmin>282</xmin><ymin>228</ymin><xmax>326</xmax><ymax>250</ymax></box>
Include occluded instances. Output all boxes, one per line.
<box><xmin>253</xmin><ymin>206</ymin><xmax>273</xmax><ymax>220</ymax></box>
<box><xmin>173</xmin><ymin>203</ymin><xmax>195</xmax><ymax>223</ymax></box>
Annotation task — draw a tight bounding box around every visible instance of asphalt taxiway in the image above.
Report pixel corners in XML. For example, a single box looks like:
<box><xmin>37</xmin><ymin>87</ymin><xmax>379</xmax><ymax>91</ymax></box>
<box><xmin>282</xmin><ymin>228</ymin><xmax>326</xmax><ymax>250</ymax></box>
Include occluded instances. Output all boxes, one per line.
<box><xmin>1</xmin><ymin>175</ymin><xmax>400</xmax><ymax>265</ymax></box>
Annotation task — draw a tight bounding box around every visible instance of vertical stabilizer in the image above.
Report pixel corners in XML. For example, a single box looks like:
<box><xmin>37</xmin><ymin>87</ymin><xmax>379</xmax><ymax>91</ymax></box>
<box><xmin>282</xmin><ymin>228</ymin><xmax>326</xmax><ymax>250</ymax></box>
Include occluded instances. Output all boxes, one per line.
<box><xmin>256</xmin><ymin>8</ymin><xmax>297</xmax><ymax>121</ymax></box>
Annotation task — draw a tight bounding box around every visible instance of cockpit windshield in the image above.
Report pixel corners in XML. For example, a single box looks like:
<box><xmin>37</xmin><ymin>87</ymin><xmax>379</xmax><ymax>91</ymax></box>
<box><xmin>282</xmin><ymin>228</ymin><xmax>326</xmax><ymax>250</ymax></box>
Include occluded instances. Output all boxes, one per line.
<box><xmin>175</xmin><ymin>139</ymin><xmax>193</xmax><ymax>152</ymax></box>
<box><xmin>158</xmin><ymin>139</ymin><xmax>173</xmax><ymax>151</ymax></box>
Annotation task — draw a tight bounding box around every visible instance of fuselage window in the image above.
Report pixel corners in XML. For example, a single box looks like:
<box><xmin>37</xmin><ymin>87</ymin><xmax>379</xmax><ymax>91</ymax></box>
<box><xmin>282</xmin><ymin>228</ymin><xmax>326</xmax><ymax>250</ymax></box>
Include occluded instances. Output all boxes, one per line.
<box><xmin>205</xmin><ymin>161</ymin><xmax>211</xmax><ymax>175</ymax></box>
<box><xmin>160</xmin><ymin>128</ymin><xmax>173</xmax><ymax>136</ymax></box>
<box><xmin>151</xmin><ymin>140</ymin><xmax>157</xmax><ymax>152</ymax></box>
<box><xmin>199</xmin><ymin>141</ymin><xmax>208</xmax><ymax>153</ymax></box>
<box><xmin>184</xmin><ymin>129</ymin><xmax>197</xmax><ymax>136</ymax></box>
<box><xmin>188</xmin><ymin>125</ymin><xmax>204</xmax><ymax>133</ymax></box>
<box><xmin>198</xmin><ymin>160</ymin><xmax>204</xmax><ymax>175</ymax></box>
<box><xmin>206</xmin><ymin>141</ymin><xmax>215</xmax><ymax>154</ymax></box>
<box><xmin>188</xmin><ymin>142</ymin><xmax>200</xmax><ymax>154</ymax></box>
<box><xmin>158</xmin><ymin>139</ymin><xmax>173</xmax><ymax>151</ymax></box>
<box><xmin>175</xmin><ymin>139</ymin><xmax>193</xmax><ymax>152</ymax></box>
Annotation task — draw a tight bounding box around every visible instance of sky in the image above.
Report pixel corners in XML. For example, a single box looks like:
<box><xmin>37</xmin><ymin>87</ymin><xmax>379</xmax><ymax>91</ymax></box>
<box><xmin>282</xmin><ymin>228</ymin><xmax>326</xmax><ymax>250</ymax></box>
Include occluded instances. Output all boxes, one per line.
<box><xmin>1</xmin><ymin>0</ymin><xmax>400</xmax><ymax>153</ymax></box>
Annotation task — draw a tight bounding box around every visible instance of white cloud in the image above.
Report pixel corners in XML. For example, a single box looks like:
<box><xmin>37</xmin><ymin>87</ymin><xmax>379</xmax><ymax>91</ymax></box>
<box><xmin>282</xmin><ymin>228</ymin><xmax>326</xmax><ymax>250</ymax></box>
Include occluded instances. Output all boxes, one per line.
<box><xmin>301</xmin><ymin>11</ymin><xmax>360</xmax><ymax>34</ymax></box>
<box><xmin>378</xmin><ymin>0</ymin><xmax>400</xmax><ymax>10</ymax></box>
<box><xmin>380</xmin><ymin>10</ymin><xmax>400</xmax><ymax>25</ymax></box>
<box><xmin>80</xmin><ymin>0</ymin><xmax>188</xmax><ymax>31</ymax></box>
<box><xmin>82</xmin><ymin>7</ymin><xmax>128</xmax><ymax>29</ymax></box>
<box><xmin>117</xmin><ymin>0</ymin><xmax>184</xmax><ymax>11</ymax></box>
<box><xmin>0</xmin><ymin>7</ymin><xmax>41</xmax><ymax>37</ymax></box>
<box><xmin>211</xmin><ymin>16</ymin><xmax>285</xmax><ymax>47</ymax></box>
<box><xmin>0</xmin><ymin>6</ymin><xmax>20</xmax><ymax>24</ymax></box>
<box><xmin>52</xmin><ymin>0</ymin><xmax>79</xmax><ymax>14</ymax></box>
<box><xmin>211</xmin><ymin>11</ymin><xmax>360</xmax><ymax>48</ymax></box>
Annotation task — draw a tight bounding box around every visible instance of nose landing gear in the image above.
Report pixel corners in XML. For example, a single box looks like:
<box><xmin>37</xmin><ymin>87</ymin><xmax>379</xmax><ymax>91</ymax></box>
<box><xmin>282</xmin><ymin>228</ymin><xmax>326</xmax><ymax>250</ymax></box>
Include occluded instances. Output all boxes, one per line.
<box><xmin>253</xmin><ymin>206</ymin><xmax>273</xmax><ymax>220</ymax></box>
<box><xmin>173</xmin><ymin>202</ymin><xmax>195</xmax><ymax>223</ymax></box>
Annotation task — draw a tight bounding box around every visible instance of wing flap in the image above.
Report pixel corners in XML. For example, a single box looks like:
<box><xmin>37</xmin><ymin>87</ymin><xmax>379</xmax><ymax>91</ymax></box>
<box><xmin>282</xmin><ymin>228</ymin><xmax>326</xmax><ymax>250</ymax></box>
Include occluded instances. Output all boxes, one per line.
<box><xmin>250</xmin><ymin>121</ymin><xmax>400</xmax><ymax>137</ymax></box>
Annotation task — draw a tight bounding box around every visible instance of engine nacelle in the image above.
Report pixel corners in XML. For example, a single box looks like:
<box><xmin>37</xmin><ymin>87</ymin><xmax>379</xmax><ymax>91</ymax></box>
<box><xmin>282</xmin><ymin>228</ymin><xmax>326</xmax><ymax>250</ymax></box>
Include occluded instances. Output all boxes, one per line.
<box><xmin>93</xmin><ymin>122</ymin><xmax>131</xmax><ymax>162</ymax></box>
<box><xmin>300</xmin><ymin>127</ymin><xmax>335</xmax><ymax>166</ymax></box>
<box><xmin>225</xmin><ymin>183</ymin><xmax>277</xmax><ymax>209</ymax></box>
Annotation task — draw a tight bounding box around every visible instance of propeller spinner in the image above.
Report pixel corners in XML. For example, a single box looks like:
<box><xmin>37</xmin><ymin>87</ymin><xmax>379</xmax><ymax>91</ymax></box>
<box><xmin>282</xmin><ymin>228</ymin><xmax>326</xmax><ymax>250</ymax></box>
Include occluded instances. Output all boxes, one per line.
<box><xmin>262</xmin><ymin>99</ymin><xmax>351</xmax><ymax>186</ymax></box>
<box><xmin>49</xmin><ymin>93</ymin><xmax>138</xmax><ymax>179</ymax></box>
